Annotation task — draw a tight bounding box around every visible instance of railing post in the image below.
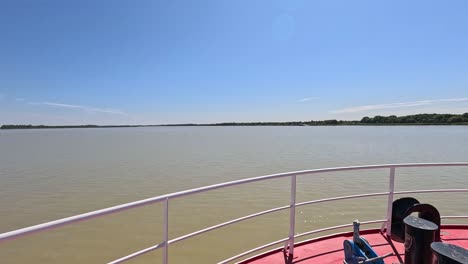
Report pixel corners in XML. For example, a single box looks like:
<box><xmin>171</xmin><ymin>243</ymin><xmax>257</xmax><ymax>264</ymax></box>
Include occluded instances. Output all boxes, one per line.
<box><xmin>286</xmin><ymin>175</ymin><xmax>297</xmax><ymax>259</ymax></box>
<box><xmin>384</xmin><ymin>167</ymin><xmax>395</xmax><ymax>237</ymax></box>
<box><xmin>163</xmin><ymin>198</ymin><xmax>169</xmax><ymax>264</ymax></box>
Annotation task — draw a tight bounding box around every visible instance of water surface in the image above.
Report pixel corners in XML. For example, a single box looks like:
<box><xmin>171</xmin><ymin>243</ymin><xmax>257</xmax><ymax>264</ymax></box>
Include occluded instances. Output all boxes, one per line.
<box><xmin>0</xmin><ymin>126</ymin><xmax>467</xmax><ymax>263</ymax></box>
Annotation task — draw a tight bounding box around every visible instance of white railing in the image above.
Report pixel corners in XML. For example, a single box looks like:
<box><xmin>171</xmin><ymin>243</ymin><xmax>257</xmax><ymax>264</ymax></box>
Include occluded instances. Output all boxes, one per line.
<box><xmin>1</xmin><ymin>162</ymin><xmax>467</xmax><ymax>264</ymax></box>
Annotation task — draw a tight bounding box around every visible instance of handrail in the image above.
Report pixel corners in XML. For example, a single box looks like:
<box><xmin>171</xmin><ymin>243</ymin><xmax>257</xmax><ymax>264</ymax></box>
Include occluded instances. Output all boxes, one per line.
<box><xmin>1</xmin><ymin>162</ymin><xmax>467</xmax><ymax>264</ymax></box>
<box><xmin>1</xmin><ymin>162</ymin><xmax>466</xmax><ymax>242</ymax></box>
<box><xmin>108</xmin><ymin>188</ymin><xmax>468</xmax><ymax>264</ymax></box>
<box><xmin>108</xmin><ymin>192</ymin><xmax>396</xmax><ymax>264</ymax></box>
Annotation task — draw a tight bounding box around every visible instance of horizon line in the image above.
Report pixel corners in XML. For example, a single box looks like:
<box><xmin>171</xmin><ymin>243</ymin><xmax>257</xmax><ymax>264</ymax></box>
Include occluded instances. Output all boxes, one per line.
<box><xmin>2</xmin><ymin>112</ymin><xmax>467</xmax><ymax>128</ymax></box>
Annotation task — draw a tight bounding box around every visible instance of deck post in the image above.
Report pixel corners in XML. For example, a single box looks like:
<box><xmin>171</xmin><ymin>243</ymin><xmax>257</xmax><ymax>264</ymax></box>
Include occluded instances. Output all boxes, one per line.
<box><xmin>287</xmin><ymin>175</ymin><xmax>297</xmax><ymax>259</ymax></box>
<box><xmin>163</xmin><ymin>198</ymin><xmax>169</xmax><ymax>264</ymax></box>
<box><xmin>385</xmin><ymin>167</ymin><xmax>395</xmax><ymax>237</ymax></box>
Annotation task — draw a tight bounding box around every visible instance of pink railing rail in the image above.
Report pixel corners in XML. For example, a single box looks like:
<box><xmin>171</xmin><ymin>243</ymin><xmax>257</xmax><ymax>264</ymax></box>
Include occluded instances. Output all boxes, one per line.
<box><xmin>1</xmin><ymin>162</ymin><xmax>467</xmax><ymax>264</ymax></box>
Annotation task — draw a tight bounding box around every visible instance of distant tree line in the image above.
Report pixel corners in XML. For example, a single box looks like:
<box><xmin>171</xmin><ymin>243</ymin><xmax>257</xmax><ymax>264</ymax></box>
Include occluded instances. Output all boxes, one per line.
<box><xmin>2</xmin><ymin>113</ymin><xmax>468</xmax><ymax>129</ymax></box>
<box><xmin>359</xmin><ymin>113</ymin><xmax>468</xmax><ymax>124</ymax></box>
<box><xmin>210</xmin><ymin>120</ymin><xmax>347</xmax><ymax>126</ymax></box>
<box><xmin>210</xmin><ymin>113</ymin><xmax>468</xmax><ymax>126</ymax></box>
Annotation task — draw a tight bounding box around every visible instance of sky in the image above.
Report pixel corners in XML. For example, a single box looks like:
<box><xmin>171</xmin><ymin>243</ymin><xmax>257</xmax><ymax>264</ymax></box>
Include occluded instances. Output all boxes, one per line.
<box><xmin>1</xmin><ymin>0</ymin><xmax>468</xmax><ymax>125</ymax></box>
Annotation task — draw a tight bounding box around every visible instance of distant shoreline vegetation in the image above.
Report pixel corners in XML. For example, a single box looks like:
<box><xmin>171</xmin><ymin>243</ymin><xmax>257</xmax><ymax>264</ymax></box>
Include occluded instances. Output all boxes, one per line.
<box><xmin>2</xmin><ymin>113</ymin><xmax>468</xmax><ymax>129</ymax></box>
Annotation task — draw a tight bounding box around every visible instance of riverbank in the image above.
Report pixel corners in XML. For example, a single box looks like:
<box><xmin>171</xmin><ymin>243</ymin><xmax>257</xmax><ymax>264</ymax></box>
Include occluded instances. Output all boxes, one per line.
<box><xmin>2</xmin><ymin>113</ymin><xmax>468</xmax><ymax>129</ymax></box>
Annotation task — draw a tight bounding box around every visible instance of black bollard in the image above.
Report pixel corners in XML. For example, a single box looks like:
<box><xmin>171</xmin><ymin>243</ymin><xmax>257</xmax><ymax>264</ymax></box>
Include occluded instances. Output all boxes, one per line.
<box><xmin>403</xmin><ymin>215</ymin><xmax>438</xmax><ymax>264</ymax></box>
<box><xmin>431</xmin><ymin>242</ymin><xmax>468</xmax><ymax>264</ymax></box>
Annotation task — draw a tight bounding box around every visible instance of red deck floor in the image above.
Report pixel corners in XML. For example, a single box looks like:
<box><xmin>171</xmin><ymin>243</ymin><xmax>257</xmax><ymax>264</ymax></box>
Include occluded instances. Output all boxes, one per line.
<box><xmin>241</xmin><ymin>226</ymin><xmax>468</xmax><ymax>264</ymax></box>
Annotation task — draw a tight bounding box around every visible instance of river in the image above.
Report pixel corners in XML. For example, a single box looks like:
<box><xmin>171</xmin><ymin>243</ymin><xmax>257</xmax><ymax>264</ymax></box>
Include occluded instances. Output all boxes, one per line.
<box><xmin>0</xmin><ymin>126</ymin><xmax>467</xmax><ymax>263</ymax></box>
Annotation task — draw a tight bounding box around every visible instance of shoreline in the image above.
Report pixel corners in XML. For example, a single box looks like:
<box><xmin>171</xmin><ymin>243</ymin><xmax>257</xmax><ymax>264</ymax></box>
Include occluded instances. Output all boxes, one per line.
<box><xmin>2</xmin><ymin>123</ymin><xmax>468</xmax><ymax>130</ymax></box>
<box><xmin>3</xmin><ymin>113</ymin><xmax>468</xmax><ymax>129</ymax></box>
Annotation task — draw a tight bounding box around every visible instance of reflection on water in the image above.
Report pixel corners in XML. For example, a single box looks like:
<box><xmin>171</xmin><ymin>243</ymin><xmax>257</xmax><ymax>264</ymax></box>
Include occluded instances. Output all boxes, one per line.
<box><xmin>0</xmin><ymin>126</ymin><xmax>467</xmax><ymax>263</ymax></box>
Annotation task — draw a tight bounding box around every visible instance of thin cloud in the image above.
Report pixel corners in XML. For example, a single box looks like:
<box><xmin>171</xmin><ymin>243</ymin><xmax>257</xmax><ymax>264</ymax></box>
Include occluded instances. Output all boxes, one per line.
<box><xmin>39</xmin><ymin>102</ymin><xmax>87</xmax><ymax>108</ymax></box>
<box><xmin>297</xmin><ymin>97</ymin><xmax>320</xmax><ymax>102</ymax></box>
<box><xmin>16</xmin><ymin>98</ymin><xmax>25</xmax><ymax>101</ymax></box>
<box><xmin>30</xmin><ymin>101</ymin><xmax>127</xmax><ymax>115</ymax></box>
<box><xmin>331</xmin><ymin>98</ymin><xmax>468</xmax><ymax>114</ymax></box>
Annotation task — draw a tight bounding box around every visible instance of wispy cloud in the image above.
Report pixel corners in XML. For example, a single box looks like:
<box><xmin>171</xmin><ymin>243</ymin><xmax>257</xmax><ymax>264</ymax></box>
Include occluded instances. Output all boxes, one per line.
<box><xmin>30</xmin><ymin>101</ymin><xmax>127</xmax><ymax>115</ymax></box>
<box><xmin>16</xmin><ymin>98</ymin><xmax>25</xmax><ymax>101</ymax></box>
<box><xmin>331</xmin><ymin>98</ymin><xmax>468</xmax><ymax>114</ymax></box>
<box><xmin>297</xmin><ymin>97</ymin><xmax>320</xmax><ymax>102</ymax></box>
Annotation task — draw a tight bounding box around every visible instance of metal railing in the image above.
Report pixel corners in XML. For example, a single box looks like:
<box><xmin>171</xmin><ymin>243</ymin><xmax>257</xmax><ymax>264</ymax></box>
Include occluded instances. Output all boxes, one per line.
<box><xmin>1</xmin><ymin>162</ymin><xmax>467</xmax><ymax>264</ymax></box>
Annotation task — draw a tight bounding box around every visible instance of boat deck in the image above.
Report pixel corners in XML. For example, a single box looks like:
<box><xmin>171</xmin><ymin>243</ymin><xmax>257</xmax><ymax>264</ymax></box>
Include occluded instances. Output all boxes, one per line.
<box><xmin>241</xmin><ymin>226</ymin><xmax>468</xmax><ymax>264</ymax></box>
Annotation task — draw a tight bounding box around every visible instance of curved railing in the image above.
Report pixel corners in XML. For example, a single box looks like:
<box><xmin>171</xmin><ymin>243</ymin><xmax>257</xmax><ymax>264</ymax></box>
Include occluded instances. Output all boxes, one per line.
<box><xmin>1</xmin><ymin>163</ymin><xmax>468</xmax><ymax>264</ymax></box>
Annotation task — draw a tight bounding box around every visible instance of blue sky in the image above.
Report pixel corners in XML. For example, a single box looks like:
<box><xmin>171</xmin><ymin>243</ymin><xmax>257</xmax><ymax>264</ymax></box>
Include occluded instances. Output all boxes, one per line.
<box><xmin>1</xmin><ymin>0</ymin><xmax>468</xmax><ymax>125</ymax></box>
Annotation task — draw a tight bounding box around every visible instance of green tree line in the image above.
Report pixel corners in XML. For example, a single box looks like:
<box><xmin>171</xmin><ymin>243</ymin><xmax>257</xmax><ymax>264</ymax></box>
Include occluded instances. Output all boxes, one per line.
<box><xmin>2</xmin><ymin>113</ymin><xmax>468</xmax><ymax>129</ymax></box>
<box><xmin>359</xmin><ymin>113</ymin><xmax>468</xmax><ymax>124</ymax></box>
